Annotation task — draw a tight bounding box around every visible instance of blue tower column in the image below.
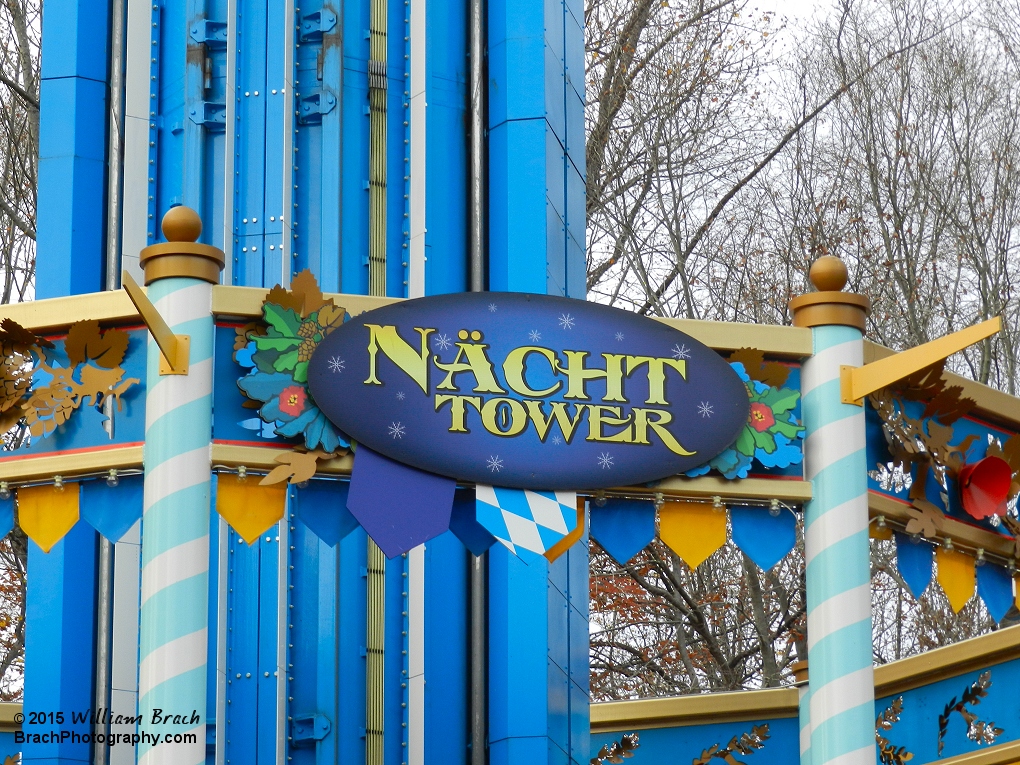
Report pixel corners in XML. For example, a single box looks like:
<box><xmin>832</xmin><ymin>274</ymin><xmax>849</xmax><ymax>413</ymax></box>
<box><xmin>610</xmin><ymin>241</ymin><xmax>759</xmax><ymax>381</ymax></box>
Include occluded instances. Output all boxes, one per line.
<box><xmin>486</xmin><ymin>0</ymin><xmax>588</xmax><ymax>757</ymax></box>
<box><xmin>487</xmin><ymin>0</ymin><xmax>585</xmax><ymax>299</ymax></box>
<box><xmin>36</xmin><ymin>0</ymin><xmax>112</xmax><ymax>299</ymax></box>
<box><xmin>790</xmin><ymin>257</ymin><xmax>875</xmax><ymax>765</ymax></box>
<box><xmin>23</xmin><ymin>2</ymin><xmax>111</xmax><ymax>762</ymax></box>
<box><xmin>488</xmin><ymin>524</ymin><xmax>589</xmax><ymax>765</ymax></box>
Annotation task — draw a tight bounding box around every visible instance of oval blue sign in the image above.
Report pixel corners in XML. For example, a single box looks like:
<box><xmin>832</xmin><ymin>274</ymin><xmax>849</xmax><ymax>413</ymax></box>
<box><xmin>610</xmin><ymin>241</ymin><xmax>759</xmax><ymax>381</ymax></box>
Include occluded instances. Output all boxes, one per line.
<box><xmin>307</xmin><ymin>292</ymin><xmax>749</xmax><ymax>490</ymax></box>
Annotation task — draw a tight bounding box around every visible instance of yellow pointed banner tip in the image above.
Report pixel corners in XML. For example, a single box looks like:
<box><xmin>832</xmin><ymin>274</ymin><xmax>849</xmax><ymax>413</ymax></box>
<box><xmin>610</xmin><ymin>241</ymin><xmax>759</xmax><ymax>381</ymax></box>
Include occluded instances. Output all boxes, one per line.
<box><xmin>216</xmin><ymin>474</ymin><xmax>287</xmax><ymax>545</ymax></box>
<box><xmin>18</xmin><ymin>484</ymin><xmax>80</xmax><ymax>553</ymax></box>
<box><xmin>936</xmin><ymin>547</ymin><xmax>976</xmax><ymax>614</ymax></box>
<box><xmin>659</xmin><ymin>501</ymin><xmax>727</xmax><ymax>570</ymax></box>
<box><xmin>545</xmin><ymin>497</ymin><xmax>586</xmax><ymax>563</ymax></box>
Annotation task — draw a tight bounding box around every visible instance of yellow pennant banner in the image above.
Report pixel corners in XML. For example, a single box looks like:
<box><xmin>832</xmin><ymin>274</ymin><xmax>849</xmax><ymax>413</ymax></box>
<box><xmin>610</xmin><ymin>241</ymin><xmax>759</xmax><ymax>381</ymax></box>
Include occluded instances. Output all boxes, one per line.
<box><xmin>18</xmin><ymin>484</ymin><xmax>80</xmax><ymax>553</ymax></box>
<box><xmin>216</xmin><ymin>475</ymin><xmax>287</xmax><ymax>545</ymax></box>
<box><xmin>545</xmin><ymin>498</ymin><xmax>586</xmax><ymax>563</ymax></box>
<box><xmin>936</xmin><ymin>547</ymin><xmax>975</xmax><ymax>613</ymax></box>
<box><xmin>659</xmin><ymin>501</ymin><xmax>726</xmax><ymax>569</ymax></box>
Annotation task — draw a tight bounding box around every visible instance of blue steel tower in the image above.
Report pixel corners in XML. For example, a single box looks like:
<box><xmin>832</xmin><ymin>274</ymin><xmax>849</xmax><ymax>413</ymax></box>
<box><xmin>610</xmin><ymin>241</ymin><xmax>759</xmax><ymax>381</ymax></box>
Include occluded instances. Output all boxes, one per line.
<box><xmin>25</xmin><ymin>0</ymin><xmax>587</xmax><ymax>764</ymax></box>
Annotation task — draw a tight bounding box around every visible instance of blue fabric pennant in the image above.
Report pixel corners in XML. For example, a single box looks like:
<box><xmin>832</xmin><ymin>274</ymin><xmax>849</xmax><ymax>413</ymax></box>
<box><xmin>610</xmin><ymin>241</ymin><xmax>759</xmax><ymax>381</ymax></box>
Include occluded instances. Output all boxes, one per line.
<box><xmin>730</xmin><ymin>506</ymin><xmax>796</xmax><ymax>571</ymax></box>
<box><xmin>347</xmin><ymin>446</ymin><xmax>456</xmax><ymax>558</ymax></box>
<box><xmin>589</xmin><ymin>499</ymin><xmax>656</xmax><ymax>566</ymax></box>
<box><xmin>0</xmin><ymin>494</ymin><xmax>12</xmax><ymax>539</ymax></box>
<box><xmin>895</xmin><ymin>532</ymin><xmax>934</xmax><ymax>598</ymax></box>
<box><xmin>80</xmin><ymin>475</ymin><xmax>143</xmax><ymax>542</ymax></box>
<box><xmin>292</xmin><ymin>480</ymin><xmax>359</xmax><ymax>547</ymax></box>
<box><xmin>449</xmin><ymin>490</ymin><xmax>496</xmax><ymax>556</ymax></box>
<box><xmin>977</xmin><ymin>563</ymin><xmax>1015</xmax><ymax>624</ymax></box>
<box><xmin>475</xmin><ymin>485</ymin><xmax>576</xmax><ymax>562</ymax></box>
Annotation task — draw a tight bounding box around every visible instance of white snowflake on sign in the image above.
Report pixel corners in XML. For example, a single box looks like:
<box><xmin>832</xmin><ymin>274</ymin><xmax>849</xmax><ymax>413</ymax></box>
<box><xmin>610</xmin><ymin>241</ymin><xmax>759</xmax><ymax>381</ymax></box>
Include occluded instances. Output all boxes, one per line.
<box><xmin>615</xmin><ymin>332</ymin><xmax>625</xmax><ymax>342</ymax></box>
<box><xmin>328</xmin><ymin>356</ymin><xmax>345</xmax><ymax>373</ymax></box>
<box><xmin>434</xmin><ymin>333</ymin><xmax>452</xmax><ymax>351</ymax></box>
<box><xmin>698</xmin><ymin>401</ymin><xmax>714</xmax><ymax>418</ymax></box>
<box><xmin>551</xmin><ymin>434</ymin><xmax>563</xmax><ymax>446</ymax></box>
<box><xmin>598</xmin><ymin>452</ymin><xmax>614</xmax><ymax>470</ymax></box>
<box><xmin>487</xmin><ymin>455</ymin><xmax>504</xmax><ymax>473</ymax></box>
<box><xmin>529</xmin><ymin>330</ymin><xmax>542</xmax><ymax>342</ymax></box>
<box><xmin>388</xmin><ymin>422</ymin><xmax>406</xmax><ymax>439</ymax></box>
<box><xmin>558</xmin><ymin>313</ymin><xmax>575</xmax><ymax>330</ymax></box>
<box><xmin>396</xmin><ymin>391</ymin><xmax>406</xmax><ymax>401</ymax></box>
<box><xmin>488</xmin><ymin>303</ymin><xmax>498</xmax><ymax>313</ymax></box>
<box><xmin>671</xmin><ymin>343</ymin><xmax>691</xmax><ymax>360</ymax></box>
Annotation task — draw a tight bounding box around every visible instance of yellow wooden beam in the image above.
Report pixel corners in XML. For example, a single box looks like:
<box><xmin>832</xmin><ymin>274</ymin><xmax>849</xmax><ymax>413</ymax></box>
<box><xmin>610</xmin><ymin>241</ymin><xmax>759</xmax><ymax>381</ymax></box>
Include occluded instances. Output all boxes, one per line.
<box><xmin>590</xmin><ymin>687</ymin><xmax>800</xmax><ymax>732</ymax></box>
<box><xmin>0</xmin><ymin>446</ymin><xmax>144</xmax><ymax>482</ymax></box>
<box><xmin>841</xmin><ymin>317</ymin><xmax>1001</xmax><ymax>405</ymax></box>
<box><xmin>121</xmin><ymin>270</ymin><xmax>189</xmax><ymax>374</ymax></box>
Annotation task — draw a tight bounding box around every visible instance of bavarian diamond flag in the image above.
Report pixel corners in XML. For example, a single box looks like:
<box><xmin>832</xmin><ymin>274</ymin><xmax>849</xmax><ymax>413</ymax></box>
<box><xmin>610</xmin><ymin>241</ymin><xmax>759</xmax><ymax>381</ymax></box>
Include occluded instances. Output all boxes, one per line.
<box><xmin>475</xmin><ymin>485</ymin><xmax>577</xmax><ymax>560</ymax></box>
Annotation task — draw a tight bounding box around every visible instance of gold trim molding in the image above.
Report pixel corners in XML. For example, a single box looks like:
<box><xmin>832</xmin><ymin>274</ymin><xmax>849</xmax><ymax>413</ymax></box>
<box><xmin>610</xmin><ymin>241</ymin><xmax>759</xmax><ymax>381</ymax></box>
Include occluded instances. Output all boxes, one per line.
<box><xmin>936</xmin><ymin>740</ymin><xmax>1020</xmax><ymax>765</ymax></box>
<box><xmin>874</xmin><ymin>624</ymin><xmax>1020</xmax><ymax>698</ymax></box>
<box><xmin>590</xmin><ymin>687</ymin><xmax>799</xmax><ymax>733</ymax></box>
<box><xmin>0</xmin><ymin>445</ymin><xmax>144</xmax><ymax>482</ymax></box>
<box><xmin>869</xmin><ymin>492</ymin><xmax>1018</xmax><ymax>561</ymax></box>
<box><xmin>591</xmin><ymin>626</ymin><xmax>1020</xmax><ymax>734</ymax></box>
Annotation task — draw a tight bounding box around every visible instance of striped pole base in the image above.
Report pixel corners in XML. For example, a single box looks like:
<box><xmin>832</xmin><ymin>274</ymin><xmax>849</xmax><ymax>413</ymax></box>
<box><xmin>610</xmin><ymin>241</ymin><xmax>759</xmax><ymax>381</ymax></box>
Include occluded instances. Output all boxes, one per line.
<box><xmin>801</xmin><ymin>325</ymin><xmax>876</xmax><ymax>765</ymax></box>
<box><xmin>137</xmin><ymin>277</ymin><xmax>214</xmax><ymax>765</ymax></box>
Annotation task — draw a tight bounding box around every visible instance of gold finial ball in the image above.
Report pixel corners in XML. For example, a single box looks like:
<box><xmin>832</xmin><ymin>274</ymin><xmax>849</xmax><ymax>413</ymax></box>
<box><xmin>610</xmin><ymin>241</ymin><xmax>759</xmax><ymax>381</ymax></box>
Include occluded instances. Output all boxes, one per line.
<box><xmin>161</xmin><ymin>205</ymin><xmax>202</xmax><ymax>243</ymax></box>
<box><xmin>809</xmin><ymin>255</ymin><xmax>848</xmax><ymax>292</ymax></box>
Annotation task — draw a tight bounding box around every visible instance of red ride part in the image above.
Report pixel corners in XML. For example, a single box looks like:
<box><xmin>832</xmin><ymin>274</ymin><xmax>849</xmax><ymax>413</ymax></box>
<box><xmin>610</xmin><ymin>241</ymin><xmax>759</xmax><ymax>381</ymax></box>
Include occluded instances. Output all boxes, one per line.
<box><xmin>958</xmin><ymin>456</ymin><xmax>1013</xmax><ymax>519</ymax></box>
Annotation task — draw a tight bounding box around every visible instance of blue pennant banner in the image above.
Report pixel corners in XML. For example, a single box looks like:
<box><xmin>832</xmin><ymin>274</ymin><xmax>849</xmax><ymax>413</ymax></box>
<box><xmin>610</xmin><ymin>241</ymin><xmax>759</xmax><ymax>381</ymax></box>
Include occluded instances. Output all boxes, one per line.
<box><xmin>0</xmin><ymin>493</ymin><xmax>12</xmax><ymax>539</ymax></box>
<box><xmin>80</xmin><ymin>475</ymin><xmax>143</xmax><ymax>542</ymax></box>
<box><xmin>475</xmin><ymin>485</ymin><xmax>577</xmax><ymax>561</ymax></box>
<box><xmin>589</xmin><ymin>499</ymin><xmax>656</xmax><ymax>566</ymax></box>
<box><xmin>292</xmin><ymin>480</ymin><xmax>359</xmax><ymax>547</ymax></box>
<box><xmin>895</xmin><ymin>532</ymin><xmax>934</xmax><ymax>598</ymax></box>
<box><xmin>977</xmin><ymin>563</ymin><xmax>1015</xmax><ymax>624</ymax></box>
<box><xmin>347</xmin><ymin>446</ymin><xmax>456</xmax><ymax>558</ymax></box>
<box><xmin>449</xmin><ymin>490</ymin><xmax>496</xmax><ymax>556</ymax></box>
<box><xmin>730</xmin><ymin>506</ymin><xmax>796</xmax><ymax>571</ymax></box>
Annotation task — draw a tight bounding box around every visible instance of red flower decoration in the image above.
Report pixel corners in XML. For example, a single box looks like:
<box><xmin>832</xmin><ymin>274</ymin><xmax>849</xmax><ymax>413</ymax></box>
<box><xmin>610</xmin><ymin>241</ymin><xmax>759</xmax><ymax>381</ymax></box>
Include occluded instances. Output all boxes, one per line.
<box><xmin>749</xmin><ymin>402</ymin><xmax>775</xmax><ymax>432</ymax></box>
<box><xmin>279</xmin><ymin>385</ymin><xmax>308</xmax><ymax>417</ymax></box>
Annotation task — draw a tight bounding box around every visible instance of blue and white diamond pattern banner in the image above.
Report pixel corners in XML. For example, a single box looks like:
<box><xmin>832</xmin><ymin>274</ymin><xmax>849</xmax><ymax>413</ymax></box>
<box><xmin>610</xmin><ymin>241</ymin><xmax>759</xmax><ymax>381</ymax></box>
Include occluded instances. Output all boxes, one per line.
<box><xmin>475</xmin><ymin>485</ymin><xmax>577</xmax><ymax>559</ymax></box>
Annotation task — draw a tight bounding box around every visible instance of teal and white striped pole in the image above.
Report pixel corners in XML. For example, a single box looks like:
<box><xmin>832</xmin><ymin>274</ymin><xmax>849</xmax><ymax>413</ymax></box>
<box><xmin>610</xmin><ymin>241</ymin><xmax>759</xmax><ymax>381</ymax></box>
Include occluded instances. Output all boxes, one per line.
<box><xmin>791</xmin><ymin>256</ymin><xmax>875</xmax><ymax>765</ymax></box>
<box><xmin>136</xmin><ymin>207</ymin><xmax>224</xmax><ymax>765</ymax></box>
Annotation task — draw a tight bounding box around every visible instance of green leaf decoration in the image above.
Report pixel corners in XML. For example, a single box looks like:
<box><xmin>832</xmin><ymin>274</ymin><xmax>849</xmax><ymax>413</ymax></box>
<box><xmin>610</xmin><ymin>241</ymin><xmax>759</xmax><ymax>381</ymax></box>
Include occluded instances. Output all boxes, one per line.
<box><xmin>752</xmin><ymin>429</ymin><xmax>777</xmax><ymax>453</ymax></box>
<box><xmin>274</xmin><ymin>350</ymin><xmax>300</xmax><ymax>372</ymax></box>
<box><xmin>735</xmin><ymin>428</ymin><xmax>755</xmax><ymax>456</ymax></box>
<box><xmin>772</xmin><ymin>419</ymin><xmax>804</xmax><ymax>439</ymax></box>
<box><xmin>760</xmin><ymin>387</ymin><xmax>799</xmax><ymax>414</ymax></box>
<box><xmin>255</xmin><ymin>336</ymin><xmax>302</xmax><ymax>352</ymax></box>
<box><xmin>263</xmin><ymin>303</ymin><xmax>303</xmax><ymax>337</ymax></box>
<box><xmin>294</xmin><ymin>361</ymin><xmax>309</xmax><ymax>384</ymax></box>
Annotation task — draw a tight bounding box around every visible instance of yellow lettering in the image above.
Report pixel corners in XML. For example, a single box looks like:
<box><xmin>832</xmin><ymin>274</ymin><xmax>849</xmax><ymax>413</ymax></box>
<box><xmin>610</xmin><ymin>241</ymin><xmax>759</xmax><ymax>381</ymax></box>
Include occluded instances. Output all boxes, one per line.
<box><xmin>502</xmin><ymin>346</ymin><xmax>561</xmax><ymax>398</ymax></box>
<box><xmin>365</xmin><ymin>324</ymin><xmax>435</xmax><ymax>393</ymax></box>
<box><xmin>633</xmin><ymin>408</ymin><xmax>695</xmax><ymax>455</ymax></box>
<box><xmin>523</xmin><ymin>400</ymin><xmax>586</xmax><ymax>443</ymax></box>
<box><xmin>640</xmin><ymin>359</ymin><xmax>689</xmax><ymax>408</ymax></box>
<box><xmin>585</xmin><ymin>405</ymin><xmax>634</xmax><ymax>443</ymax></box>
<box><xmin>434</xmin><ymin>343</ymin><xmax>506</xmax><ymax>393</ymax></box>
<box><xmin>559</xmin><ymin>352</ymin><xmax>625</xmax><ymax>401</ymax></box>
<box><xmin>480</xmin><ymin>397</ymin><xmax>528</xmax><ymax>437</ymax></box>
<box><xmin>435</xmin><ymin>394</ymin><xmax>483</xmax><ymax>433</ymax></box>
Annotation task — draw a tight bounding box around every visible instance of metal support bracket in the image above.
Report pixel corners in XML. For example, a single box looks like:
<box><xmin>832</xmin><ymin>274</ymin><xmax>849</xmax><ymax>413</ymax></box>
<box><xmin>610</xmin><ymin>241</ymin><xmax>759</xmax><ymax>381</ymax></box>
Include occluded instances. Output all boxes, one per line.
<box><xmin>190</xmin><ymin>19</ymin><xmax>228</xmax><ymax>48</ymax></box>
<box><xmin>188</xmin><ymin>101</ymin><xmax>227</xmax><ymax>132</ymax></box>
<box><xmin>299</xmin><ymin>9</ymin><xmax>338</xmax><ymax>42</ymax></box>
<box><xmin>121</xmin><ymin>271</ymin><xmax>191</xmax><ymax>376</ymax></box>
<box><xmin>290</xmin><ymin>714</ymin><xmax>331</xmax><ymax>747</ymax></box>
<box><xmin>840</xmin><ymin>316</ymin><xmax>1001</xmax><ymax>405</ymax></box>
<box><xmin>297</xmin><ymin>91</ymin><xmax>338</xmax><ymax>125</ymax></box>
